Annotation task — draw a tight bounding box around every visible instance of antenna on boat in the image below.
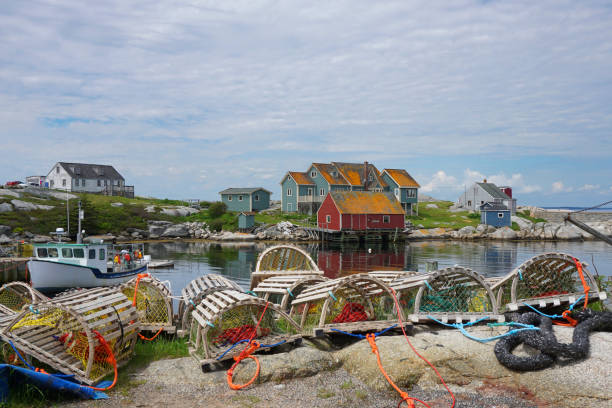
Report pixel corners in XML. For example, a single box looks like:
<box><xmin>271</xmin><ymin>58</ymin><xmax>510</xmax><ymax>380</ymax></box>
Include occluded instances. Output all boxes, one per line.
<box><xmin>77</xmin><ymin>200</ymin><xmax>83</xmax><ymax>244</ymax></box>
<box><xmin>51</xmin><ymin>227</ymin><xmax>67</xmax><ymax>242</ymax></box>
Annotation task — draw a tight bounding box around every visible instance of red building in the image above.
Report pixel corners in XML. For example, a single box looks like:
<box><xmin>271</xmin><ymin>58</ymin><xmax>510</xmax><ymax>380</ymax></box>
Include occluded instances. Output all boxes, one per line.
<box><xmin>317</xmin><ymin>191</ymin><xmax>405</xmax><ymax>231</ymax></box>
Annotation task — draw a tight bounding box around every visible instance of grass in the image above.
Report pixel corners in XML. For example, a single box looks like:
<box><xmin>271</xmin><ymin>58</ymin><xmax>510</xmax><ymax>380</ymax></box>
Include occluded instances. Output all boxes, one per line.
<box><xmin>317</xmin><ymin>388</ymin><xmax>336</xmax><ymax>399</ymax></box>
<box><xmin>515</xmin><ymin>210</ymin><xmax>547</xmax><ymax>224</ymax></box>
<box><xmin>407</xmin><ymin>201</ymin><xmax>480</xmax><ymax>230</ymax></box>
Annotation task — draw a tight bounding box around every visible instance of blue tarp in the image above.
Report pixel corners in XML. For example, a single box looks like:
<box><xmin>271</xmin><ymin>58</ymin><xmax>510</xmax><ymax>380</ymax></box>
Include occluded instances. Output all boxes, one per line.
<box><xmin>0</xmin><ymin>364</ymin><xmax>108</xmax><ymax>402</ymax></box>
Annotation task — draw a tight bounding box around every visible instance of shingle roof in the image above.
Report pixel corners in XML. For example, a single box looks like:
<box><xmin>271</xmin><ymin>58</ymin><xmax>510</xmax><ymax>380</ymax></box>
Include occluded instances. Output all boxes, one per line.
<box><xmin>219</xmin><ymin>187</ymin><xmax>272</xmax><ymax>195</ymax></box>
<box><xmin>383</xmin><ymin>169</ymin><xmax>420</xmax><ymax>188</ymax></box>
<box><xmin>329</xmin><ymin>191</ymin><xmax>405</xmax><ymax>215</ymax></box>
<box><xmin>58</xmin><ymin>162</ymin><xmax>124</xmax><ymax>180</ymax></box>
<box><xmin>480</xmin><ymin>202</ymin><xmax>509</xmax><ymax>211</ymax></box>
<box><xmin>332</xmin><ymin>162</ymin><xmax>387</xmax><ymax>188</ymax></box>
<box><xmin>477</xmin><ymin>183</ymin><xmax>511</xmax><ymax>200</ymax></box>
<box><xmin>288</xmin><ymin>172</ymin><xmax>314</xmax><ymax>185</ymax></box>
<box><xmin>312</xmin><ymin>163</ymin><xmax>350</xmax><ymax>185</ymax></box>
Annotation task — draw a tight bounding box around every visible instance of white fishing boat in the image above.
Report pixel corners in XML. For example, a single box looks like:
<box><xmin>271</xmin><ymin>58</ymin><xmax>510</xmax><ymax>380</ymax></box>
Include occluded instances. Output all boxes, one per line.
<box><xmin>28</xmin><ymin>239</ymin><xmax>148</xmax><ymax>292</ymax></box>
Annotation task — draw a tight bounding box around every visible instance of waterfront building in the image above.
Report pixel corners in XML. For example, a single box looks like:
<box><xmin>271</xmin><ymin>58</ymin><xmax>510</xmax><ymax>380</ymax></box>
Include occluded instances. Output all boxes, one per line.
<box><xmin>45</xmin><ymin>162</ymin><xmax>134</xmax><ymax>197</ymax></box>
<box><xmin>219</xmin><ymin>188</ymin><xmax>271</xmax><ymax>212</ymax></box>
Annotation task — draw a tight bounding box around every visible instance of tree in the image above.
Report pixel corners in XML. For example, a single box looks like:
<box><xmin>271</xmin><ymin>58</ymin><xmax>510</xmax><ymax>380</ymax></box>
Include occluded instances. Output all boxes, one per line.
<box><xmin>208</xmin><ymin>201</ymin><xmax>227</xmax><ymax>219</ymax></box>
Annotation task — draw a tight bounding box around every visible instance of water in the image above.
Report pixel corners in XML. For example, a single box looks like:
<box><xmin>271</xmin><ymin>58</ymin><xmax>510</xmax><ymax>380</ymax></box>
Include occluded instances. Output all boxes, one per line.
<box><xmin>145</xmin><ymin>240</ymin><xmax>612</xmax><ymax>297</ymax></box>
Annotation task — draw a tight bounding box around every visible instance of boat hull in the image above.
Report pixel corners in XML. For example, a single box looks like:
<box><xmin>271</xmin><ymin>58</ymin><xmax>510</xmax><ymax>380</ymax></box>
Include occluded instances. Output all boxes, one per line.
<box><xmin>28</xmin><ymin>259</ymin><xmax>147</xmax><ymax>292</ymax></box>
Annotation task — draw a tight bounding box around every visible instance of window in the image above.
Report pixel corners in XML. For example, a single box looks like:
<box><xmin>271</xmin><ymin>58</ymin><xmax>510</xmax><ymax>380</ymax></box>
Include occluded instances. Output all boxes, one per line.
<box><xmin>326</xmin><ymin>215</ymin><xmax>331</xmax><ymax>223</ymax></box>
<box><xmin>498</xmin><ymin>212</ymin><xmax>504</xmax><ymax>219</ymax></box>
<box><xmin>331</xmin><ymin>171</ymin><xmax>337</xmax><ymax>177</ymax></box>
<box><xmin>228</xmin><ymin>195</ymin><xmax>232</xmax><ymax>201</ymax></box>
<box><xmin>394</xmin><ymin>188</ymin><xmax>399</xmax><ymax>197</ymax></box>
<box><xmin>383</xmin><ymin>215</ymin><xmax>390</xmax><ymax>223</ymax></box>
<box><xmin>74</xmin><ymin>179</ymin><xmax>78</xmax><ymax>187</ymax></box>
<box><xmin>48</xmin><ymin>248</ymin><xmax>58</xmax><ymax>258</ymax></box>
<box><xmin>481</xmin><ymin>201</ymin><xmax>484</xmax><ymax>205</ymax></box>
<box><xmin>97</xmin><ymin>179</ymin><xmax>101</xmax><ymax>187</ymax></box>
<box><xmin>407</xmin><ymin>188</ymin><xmax>416</xmax><ymax>198</ymax></box>
<box><xmin>61</xmin><ymin>248</ymin><xmax>73</xmax><ymax>258</ymax></box>
<box><xmin>99</xmin><ymin>248</ymin><xmax>105</xmax><ymax>260</ymax></box>
<box><xmin>287</xmin><ymin>203</ymin><xmax>292</xmax><ymax>211</ymax></box>
<box><xmin>56</xmin><ymin>166</ymin><xmax>60</xmax><ymax>174</ymax></box>
<box><xmin>320</xmin><ymin>188</ymin><xmax>325</xmax><ymax>196</ymax></box>
<box><xmin>467</xmin><ymin>200</ymin><xmax>472</xmax><ymax>207</ymax></box>
<box><xmin>89</xmin><ymin>249</ymin><xmax>96</xmax><ymax>259</ymax></box>
<box><xmin>287</xmin><ymin>188</ymin><xmax>292</xmax><ymax>196</ymax></box>
<box><xmin>254</xmin><ymin>194</ymin><xmax>259</xmax><ymax>201</ymax></box>
<box><xmin>307</xmin><ymin>188</ymin><xmax>313</xmax><ymax>196</ymax></box>
<box><xmin>73</xmin><ymin>248</ymin><xmax>84</xmax><ymax>258</ymax></box>
<box><xmin>238</xmin><ymin>195</ymin><xmax>243</xmax><ymax>201</ymax></box>
<box><xmin>50</xmin><ymin>180</ymin><xmax>54</xmax><ymax>187</ymax></box>
<box><xmin>311</xmin><ymin>170</ymin><xmax>317</xmax><ymax>178</ymax></box>
<box><xmin>62</xmin><ymin>179</ymin><xmax>66</xmax><ymax>187</ymax></box>
<box><xmin>37</xmin><ymin>248</ymin><xmax>48</xmax><ymax>258</ymax></box>
<box><xmin>368</xmin><ymin>174</ymin><xmax>373</xmax><ymax>181</ymax></box>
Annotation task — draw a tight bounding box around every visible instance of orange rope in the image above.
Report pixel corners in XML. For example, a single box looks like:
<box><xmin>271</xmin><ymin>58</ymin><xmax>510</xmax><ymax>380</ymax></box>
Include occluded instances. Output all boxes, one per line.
<box><xmin>390</xmin><ymin>288</ymin><xmax>456</xmax><ymax>408</ymax></box>
<box><xmin>88</xmin><ymin>331</ymin><xmax>118</xmax><ymax>391</ymax></box>
<box><xmin>572</xmin><ymin>258</ymin><xmax>590</xmax><ymax>308</ymax></box>
<box><xmin>131</xmin><ymin>273</ymin><xmax>150</xmax><ymax>307</ymax></box>
<box><xmin>138</xmin><ymin>327</ymin><xmax>164</xmax><ymax>341</ymax></box>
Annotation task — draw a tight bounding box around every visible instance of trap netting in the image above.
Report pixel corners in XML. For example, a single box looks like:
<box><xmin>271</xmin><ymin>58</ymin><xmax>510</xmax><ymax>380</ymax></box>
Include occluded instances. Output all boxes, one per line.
<box><xmin>119</xmin><ymin>273</ymin><xmax>174</xmax><ymax>333</ymax></box>
<box><xmin>179</xmin><ymin>274</ymin><xmax>244</xmax><ymax>333</ymax></box>
<box><xmin>251</xmin><ymin>245</ymin><xmax>321</xmax><ymax>290</ymax></box>
<box><xmin>252</xmin><ymin>275</ymin><xmax>329</xmax><ymax>312</ymax></box>
<box><xmin>0</xmin><ymin>281</ymin><xmax>49</xmax><ymax>315</ymax></box>
<box><xmin>0</xmin><ymin>287</ymin><xmax>140</xmax><ymax>385</ymax></box>
<box><xmin>290</xmin><ymin>274</ymin><xmax>404</xmax><ymax>336</ymax></box>
<box><xmin>402</xmin><ymin>267</ymin><xmax>500</xmax><ymax>324</ymax></box>
<box><xmin>502</xmin><ymin>253</ymin><xmax>605</xmax><ymax>312</ymax></box>
<box><xmin>188</xmin><ymin>289</ymin><xmax>301</xmax><ymax>364</ymax></box>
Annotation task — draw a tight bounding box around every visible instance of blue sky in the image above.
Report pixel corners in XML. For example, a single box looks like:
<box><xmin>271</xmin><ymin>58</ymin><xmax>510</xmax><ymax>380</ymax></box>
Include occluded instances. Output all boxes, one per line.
<box><xmin>1</xmin><ymin>0</ymin><xmax>611</xmax><ymax>207</ymax></box>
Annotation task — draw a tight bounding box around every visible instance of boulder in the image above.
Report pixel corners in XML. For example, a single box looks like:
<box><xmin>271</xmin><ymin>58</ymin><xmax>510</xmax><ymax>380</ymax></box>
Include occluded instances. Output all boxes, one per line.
<box><xmin>555</xmin><ymin>225</ymin><xmax>583</xmax><ymax>240</ymax></box>
<box><xmin>488</xmin><ymin>226</ymin><xmax>518</xmax><ymax>240</ymax></box>
<box><xmin>0</xmin><ymin>225</ymin><xmax>11</xmax><ymax>235</ymax></box>
<box><xmin>511</xmin><ymin>216</ymin><xmax>533</xmax><ymax>230</ymax></box>
<box><xmin>457</xmin><ymin>226</ymin><xmax>476</xmax><ymax>237</ymax></box>
<box><xmin>475</xmin><ymin>224</ymin><xmax>488</xmax><ymax>234</ymax></box>
<box><xmin>0</xmin><ymin>189</ymin><xmax>20</xmax><ymax>197</ymax></box>
<box><xmin>425</xmin><ymin>203</ymin><xmax>438</xmax><ymax>209</ymax></box>
<box><xmin>0</xmin><ymin>203</ymin><xmax>12</xmax><ymax>213</ymax></box>
<box><xmin>149</xmin><ymin>220</ymin><xmax>173</xmax><ymax>226</ymax></box>
<box><xmin>145</xmin><ymin>205</ymin><xmax>156</xmax><ymax>213</ymax></box>
<box><xmin>0</xmin><ymin>234</ymin><xmax>11</xmax><ymax>244</ymax></box>
<box><xmin>32</xmin><ymin>235</ymin><xmax>52</xmax><ymax>243</ymax></box>
<box><xmin>161</xmin><ymin>224</ymin><xmax>190</xmax><ymax>238</ymax></box>
<box><xmin>161</xmin><ymin>206</ymin><xmax>199</xmax><ymax>217</ymax></box>
<box><xmin>111</xmin><ymin>202</ymin><xmax>124</xmax><ymax>207</ymax></box>
<box><xmin>9</xmin><ymin>200</ymin><xmax>53</xmax><ymax>211</ymax></box>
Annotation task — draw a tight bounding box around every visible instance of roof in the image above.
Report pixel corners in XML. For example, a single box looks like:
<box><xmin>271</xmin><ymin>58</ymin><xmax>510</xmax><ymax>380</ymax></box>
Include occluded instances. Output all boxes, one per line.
<box><xmin>332</xmin><ymin>162</ymin><xmax>387</xmax><ymax>187</ymax></box>
<box><xmin>288</xmin><ymin>172</ymin><xmax>314</xmax><ymax>185</ymax></box>
<box><xmin>477</xmin><ymin>183</ymin><xmax>511</xmax><ymax>200</ymax></box>
<box><xmin>328</xmin><ymin>191</ymin><xmax>405</xmax><ymax>215</ymax></box>
<box><xmin>383</xmin><ymin>169</ymin><xmax>420</xmax><ymax>188</ymax></box>
<box><xmin>219</xmin><ymin>187</ymin><xmax>272</xmax><ymax>195</ymax></box>
<box><xmin>480</xmin><ymin>202</ymin><xmax>509</xmax><ymax>211</ymax></box>
<box><xmin>57</xmin><ymin>162</ymin><xmax>124</xmax><ymax>180</ymax></box>
<box><xmin>312</xmin><ymin>163</ymin><xmax>350</xmax><ymax>185</ymax></box>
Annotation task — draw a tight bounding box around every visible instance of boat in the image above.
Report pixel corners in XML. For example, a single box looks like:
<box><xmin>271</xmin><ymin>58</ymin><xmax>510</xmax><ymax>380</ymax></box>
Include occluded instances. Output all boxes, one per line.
<box><xmin>28</xmin><ymin>238</ymin><xmax>148</xmax><ymax>292</ymax></box>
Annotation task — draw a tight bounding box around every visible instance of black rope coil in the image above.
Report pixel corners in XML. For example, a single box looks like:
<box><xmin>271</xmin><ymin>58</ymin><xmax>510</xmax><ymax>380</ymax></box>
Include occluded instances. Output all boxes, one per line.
<box><xmin>494</xmin><ymin>309</ymin><xmax>612</xmax><ymax>371</ymax></box>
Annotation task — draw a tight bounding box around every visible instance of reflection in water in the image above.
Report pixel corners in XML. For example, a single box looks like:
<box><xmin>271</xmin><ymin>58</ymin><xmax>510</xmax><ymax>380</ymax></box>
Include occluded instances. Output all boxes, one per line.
<box><xmin>145</xmin><ymin>240</ymin><xmax>612</xmax><ymax>297</ymax></box>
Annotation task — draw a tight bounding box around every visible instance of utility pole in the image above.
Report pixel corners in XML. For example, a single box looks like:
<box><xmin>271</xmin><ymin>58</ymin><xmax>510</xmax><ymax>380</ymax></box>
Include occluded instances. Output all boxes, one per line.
<box><xmin>66</xmin><ymin>188</ymin><xmax>70</xmax><ymax>239</ymax></box>
<box><xmin>77</xmin><ymin>200</ymin><xmax>83</xmax><ymax>244</ymax></box>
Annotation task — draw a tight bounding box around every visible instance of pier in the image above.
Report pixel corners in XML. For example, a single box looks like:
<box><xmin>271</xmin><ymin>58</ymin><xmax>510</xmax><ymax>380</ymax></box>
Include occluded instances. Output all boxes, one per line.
<box><xmin>302</xmin><ymin>226</ymin><xmax>405</xmax><ymax>244</ymax></box>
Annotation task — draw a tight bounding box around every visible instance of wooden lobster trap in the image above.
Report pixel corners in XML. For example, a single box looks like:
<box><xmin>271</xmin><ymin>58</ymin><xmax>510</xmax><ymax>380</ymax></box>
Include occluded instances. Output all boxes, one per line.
<box><xmin>118</xmin><ymin>274</ymin><xmax>175</xmax><ymax>334</ymax></box>
<box><xmin>0</xmin><ymin>287</ymin><xmax>140</xmax><ymax>385</ymax></box>
<box><xmin>252</xmin><ymin>275</ymin><xmax>329</xmax><ymax>312</ymax></box>
<box><xmin>367</xmin><ymin>270</ymin><xmax>419</xmax><ymax>284</ymax></box>
<box><xmin>489</xmin><ymin>252</ymin><xmax>606</xmax><ymax>312</ymax></box>
<box><xmin>188</xmin><ymin>289</ymin><xmax>301</xmax><ymax>370</ymax></box>
<box><xmin>0</xmin><ymin>281</ymin><xmax>49</xmax><ymax>316</ymax></box>
<box><xmin>390</xmin><ymin>267</ymin><xmax>502</xmax><ymax>324</ymax></box>
<box><xmin>290</xmin><ymin>274</ymin><xmax>408</xmax><ymax>336</ymax></box>
<box><xmin>178</xmin><ymin>274</ymin><xmax>244</xmax><ymax>334</ymax></box>
<box><xmin>250</xmin><ymin>245</ymin><xmax>321</xmax><ymax>290</ymax></box>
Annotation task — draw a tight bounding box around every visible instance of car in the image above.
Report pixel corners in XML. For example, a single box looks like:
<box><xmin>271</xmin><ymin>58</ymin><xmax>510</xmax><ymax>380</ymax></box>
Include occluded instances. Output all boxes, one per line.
<box><xmin>18</xmin><ymin>183</ymin><xmax>28</xmax><ymax>187</ymax></box>
<box><xmin>5</xmin><ymin>181</ymin><xmax>21</xmax><ymax>187</ymax></box>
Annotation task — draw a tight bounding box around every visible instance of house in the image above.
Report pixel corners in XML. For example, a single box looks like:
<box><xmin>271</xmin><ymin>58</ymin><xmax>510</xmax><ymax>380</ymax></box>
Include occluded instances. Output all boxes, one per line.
<box><xmin>380</xmin><ymin>169</ymin><xmax>420</xmax><ymax>215</ymax></box>
<box><xmin>317</xmin><ymin>191</ymin><xmax>405</xmax><ymax>232</ymax></box>
<box><xmin>456</xmin><ymin>180</ymin><xmax>517</xmax><ymax>214</ymax></box>
<box><xmin>45</xmin><ymin>162</ymin><xmax>134</xmax><ymax>198</ymax></box>
<box><xmin>480</xmin><ymin>202</ymin><xmax>511</xmax><ymax>227</ymax></box>
<box><xmin>281</xmin><ymin>161</ymin><xmax>418</xmax><ymax>214</ymax></box>
<box><xmin>26</xmin><ymin>175</ymin><xmax>47</xmax><ymax>187</ymax></box>
<box><xmin>219</xmin><ymin>188</ymin><xmax>271</xmax><ymax>212</ymax></box>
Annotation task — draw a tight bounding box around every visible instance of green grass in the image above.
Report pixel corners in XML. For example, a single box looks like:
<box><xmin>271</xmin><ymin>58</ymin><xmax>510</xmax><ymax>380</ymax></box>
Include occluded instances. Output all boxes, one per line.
<box><xmin>317</xmin><ymin>388</ymin><xmax>336</xmax><ymax>399</ymax></box>
<box><xmin>254</xmin><ymin>210</ymin><xmax>316</xmax><ymax>227</ymax></box>
<box><xmin>515</xmin><ymin>210</ymin><xmax>547</xmax><ymax>224</ymax></box>
<box><xmin>407</xmin><ymin>201</ymin><xmax>480</xmax><ymax>230</ymax></box>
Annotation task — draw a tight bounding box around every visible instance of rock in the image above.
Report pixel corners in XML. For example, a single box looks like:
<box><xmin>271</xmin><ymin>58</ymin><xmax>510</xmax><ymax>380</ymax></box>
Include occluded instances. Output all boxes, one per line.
<box><xmin>0</xmin><ymin>225</ymin><xmax>10</xmax><ymax>235</ymax></box>
<box><xmin>425</xmin><ymin>203</ymin><xmax>438</xmax><ymax>209</ymax></box>
<box><xmin>457</xmin><ymin>226</ymin><xmax>476</xmax><ymax>237</ymax></box>
<box><xmin>161</xmin><ymin>206</ymin><xmax>200</xmax><ymax>217</ymax></box>
<box><xmin>145</xmin><ymin>205</ymin><xmax>156</xmax><ymax>213</ymax></box>
<box><xmin>511</xmin><ymin>216</ymin><xmax>533</xmax><ymax>230</ymax></box>
<box><xmin>0</xmin><ymin>234</ymin><xmax>11</xmax><ymax>244</ymax></box>
<box><xmin>161</xmin><ymin>224</ymin><xmax>190</xmax><ymax>238</ymax></box>
<box><xmin>0</xmin><ymin>189</ymin><xmax>20</xmax><ymax>197</ymax></box>
<box><xmin>83</xmin><ymin>234</ymin><xmax>116</xmax><ymax>243</ymax></box>
<box><xmin>32</xmin><ymin>235</ymin><xmax>52</xmax><ymax>243</ymax></box>
<box><xmin>111</xmin><ymin>202</ymin><xmax>124</xmax><ymax>207</ymax></box>
<box><xmin>555</xmin><ymin>225</ymin><xmax>582</xmax><ymax>240</ymax></box>
<box><xmin>488</xmin><ymin>226</ymin><xmax>518</xmax><ymax>240</ymax></box>
<box><xmin>24</xmin><ymin>189</ymin><xmax>77</xmax><ymax>200</ymax></box>
<box><xmin>149</xmin><ymin>220</ymin><xmax>173</xmax><ymax>226</ymax></box>
<box><xmin>9</xmin><ymin>200</ymin><xmax>53</xmax><ymax>211</ymax></box>
<box><xmin>0</xmin><ymin>203</ymin><xmax>12</xmax><ymax>213</ymax></box>
<box><xmin>476</xmin><ymin>224</ymin><xmax>488</xmax><ymax>234</ymax></box>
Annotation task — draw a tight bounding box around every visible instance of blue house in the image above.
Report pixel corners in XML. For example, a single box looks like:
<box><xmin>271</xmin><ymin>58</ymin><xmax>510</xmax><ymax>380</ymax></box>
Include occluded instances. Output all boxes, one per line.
<box><xmin>219</xmin><ymin>188</ymin><xmax>272</xmax><ymax>212</ymax></box>
<box><xmin>480</xmin><ymin>202</ymin><xmax>511</xmax><ymax>227</ymax></box>
<box><xmin>380</xmin><ymin>169</ymin><xmax>420</xmax><ymax>216</ymax></box>
<box><xmin>238</xmin><ymin>212</ymin><xmax>255</xmax><ymax>230</ymax></box>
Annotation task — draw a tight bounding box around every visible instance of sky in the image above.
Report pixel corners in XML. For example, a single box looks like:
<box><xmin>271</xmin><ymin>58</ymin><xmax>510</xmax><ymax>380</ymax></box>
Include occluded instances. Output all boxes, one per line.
<box><xmin>1</xmin><ymin>0</ymin><xmax>611</xmax><ymax>207</ymax></box>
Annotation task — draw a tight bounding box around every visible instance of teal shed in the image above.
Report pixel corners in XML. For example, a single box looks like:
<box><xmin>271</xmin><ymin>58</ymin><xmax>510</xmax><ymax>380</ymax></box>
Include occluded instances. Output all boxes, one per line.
<box><xmin>238</xmin><ymin>212</ymin><xmax>255</xmax><ymax>230</ymax></box>
<box><xmin>219</xmin><ymin>188</ymin><xmax>272</xmax><ymax>212</ymax></box>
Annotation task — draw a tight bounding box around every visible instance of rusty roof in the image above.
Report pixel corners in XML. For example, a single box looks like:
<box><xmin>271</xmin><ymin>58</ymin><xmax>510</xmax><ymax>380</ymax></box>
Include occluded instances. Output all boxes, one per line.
<box><xmin>383</xmin><ymin>169</ymin><xmax>421</xmax><ymax>188</ymax></box>
<box><xmin>312</xmin><ymin>163</ymin><xmax>350</xmax><ymax>185</ymax></box>
<box><xmin>288</xmin><ymin>172</ymin><xmax>315</xmax><ymax>185</ymax></box>
<box><xmin>332</xmin><ymin>162</ymin><xmax>387</xmax><ymax>188</ymax></box>
<box><xmin>329</xmin><ymin>191</ymin><xmax>405</xmax><ymax>215</ymax></box>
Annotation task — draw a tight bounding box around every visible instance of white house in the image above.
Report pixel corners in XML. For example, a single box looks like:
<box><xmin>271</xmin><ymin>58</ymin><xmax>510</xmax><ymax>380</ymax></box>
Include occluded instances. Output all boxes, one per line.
<box><xmin>45</xmin><ymin>162</ymin><xmax>134</xmax><ymax>197</ymax></box>
<box><xmin>456</xmin><ymin>180</ymin><xmax>517</xmax><ymax>214</ymax></box>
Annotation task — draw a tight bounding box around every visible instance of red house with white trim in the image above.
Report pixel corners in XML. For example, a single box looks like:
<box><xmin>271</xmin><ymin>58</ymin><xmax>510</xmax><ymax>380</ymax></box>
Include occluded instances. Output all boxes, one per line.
<box><xmin>317</xmin><ymin>191</ymin><xmax>405</xmax><ymax>232</ymax></box>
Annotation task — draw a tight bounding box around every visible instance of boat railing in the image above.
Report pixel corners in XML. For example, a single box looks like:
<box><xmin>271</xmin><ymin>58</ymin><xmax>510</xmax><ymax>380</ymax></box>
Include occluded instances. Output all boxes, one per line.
<box><xmin>108</xmin><ymin>243</ymin><xmax>147</xmax><ymax>273</ymax></box>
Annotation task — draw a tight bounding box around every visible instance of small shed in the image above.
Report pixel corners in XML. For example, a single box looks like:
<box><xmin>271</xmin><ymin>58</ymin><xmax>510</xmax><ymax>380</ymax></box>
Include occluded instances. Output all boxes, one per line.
<box><xmin>317</xmin><ymin>191</ymin><xmax>405</xmax><ymax>232</ymax></box>
<box><xmin>238</xmin><ymin>211</ymin><xmax>255</xmax><ymax>230</ymax></box>
<box><xmin>219</xmin><ymin>188</ymin><xmax>272</xmax><ymax>212</ymax></box>
<box><xmin>480</xmin><ymin>202</ymin><xmax>511</xmax><ymax>227</ymax></box>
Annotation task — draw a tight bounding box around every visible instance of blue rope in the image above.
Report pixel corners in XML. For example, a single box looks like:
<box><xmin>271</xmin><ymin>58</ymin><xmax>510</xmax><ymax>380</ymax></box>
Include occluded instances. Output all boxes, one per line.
<box><xmin>328</xmin><ymin>291</ymin><xmax>337</xmax><ymax>301</ymax></box>
<box><xmin>518</xmin><ymin>269</ymin><xmax>523</xmax><ymax>281</ymax></box>
<box><xmin>427</xmin><ymin>316</ymin><xmax>539</xmax><ymax>343</ymax></box>
<box><xmin>28</xmin><ymin>305</ymin><xmax>39</xmax><ymax>314</ymax></box>
<box><xmin>215</xmin><ymin>339</ymin><xmax>288</xmax><ymax>361</ymax></box>
<box><xmin>188</xmin><ymin>299</ymin><xmax>196</xmax><ymax>309</ymax></box>
<box><xmin>246</xmin><ymin>290</ymin><xmax>257</xmax><ymax>297</ymax></box>
<box><xmin>329</xmin><ymin>324</ymin><xmax>398</xmax><ymax>339</ymax></box>
<box><xmin>424</xmin><ymin>281</ymin><xmax>434</xmax><ymax>291</ymax></box>
<box><xmin>8</xmin><ymin>340</ymin><xmax>75</xmax><ymax>379</ymax></box>
<box><xmin>522</xmin><ymin>294</ymin><xmax>585</xmax><ymax>319</ymax></box>
<box><xmin>286</xmin><ymin>287</ymin><xmax>294</xmax><ymax>297</ymax></box>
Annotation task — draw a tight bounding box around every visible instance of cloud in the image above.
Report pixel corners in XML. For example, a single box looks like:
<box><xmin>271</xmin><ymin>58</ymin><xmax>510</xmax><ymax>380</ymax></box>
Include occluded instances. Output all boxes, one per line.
<box><xmin>552</xmin><ymin>181</ymin><xmax>573</xmax><ymax>193</ymax></box>
<box><xmin>462</xmin><ymin>169</ymin><xmax>541</xmax><ymax>194</ymax></box>
<box><xmin>578</xmin><ymin>184</ymin><xmax>600</xmax><ymax>191</ymax></box>
<box><xmin>421</xmin><ymin>171</ymin><xmax>458</xmax><ymax>193</ymax></box>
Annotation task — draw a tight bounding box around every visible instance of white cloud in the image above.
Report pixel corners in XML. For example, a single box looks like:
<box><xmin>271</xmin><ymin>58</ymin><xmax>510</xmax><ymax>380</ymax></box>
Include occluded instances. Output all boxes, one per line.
<box><xmin>421</xmin><ymin>171</ymin><xmax>458</xmax><ymax>193</ymax></box>
<box><xmin>578</xmin><ymin>184</ymin><xmax>600</xmax><ymax>191</ymax></box>
<box><xmin>552</xmin><ymin>181</ymin><xmax>573</xmax><ymax>193</ymax></box>
<box><xmin>462</xmin><ymin>169</ymin><xmax>541</xmax><ymax>194</ymax></box>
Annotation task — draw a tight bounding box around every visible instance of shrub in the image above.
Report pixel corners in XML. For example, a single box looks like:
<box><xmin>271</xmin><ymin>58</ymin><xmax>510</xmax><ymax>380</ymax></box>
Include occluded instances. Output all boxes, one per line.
<box><xmin>208</xmin><ymin>202</ymin><xmax>227</xmax><ymax>218</ymax></box>
<box><xmin>208</xmin><ymin>219</ymin><xmax>224</xmax><ymax>232</ymax></box>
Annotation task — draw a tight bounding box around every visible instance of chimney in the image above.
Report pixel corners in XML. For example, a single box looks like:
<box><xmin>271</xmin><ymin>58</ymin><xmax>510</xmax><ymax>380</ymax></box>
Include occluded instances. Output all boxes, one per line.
<box><xmin>363</xmin><ymin>161</ymin><xmax>369</xmax><ymax>191</ymax></box>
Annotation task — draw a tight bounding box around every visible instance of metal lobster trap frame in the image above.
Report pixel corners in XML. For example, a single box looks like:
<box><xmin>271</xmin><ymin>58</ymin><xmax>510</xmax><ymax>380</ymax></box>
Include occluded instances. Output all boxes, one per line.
<box><xmin>489</xmin><ymin>252</ymin><xmax>606</xmax><ymax>312</ymax></box>
<box><xmin>178</xmin><ymin>274</ymin><xmax>244</xmax><ymax>334</ymax></box>
<box><xmin>252</xmin><ymin>274</ymin><xmax>329</xmax><ymax>312</ymax></box>
<box><xmin>390</xmin><ymin>267</ymin><xmax>502</xmax><ymax>324</ymax></box>
<box><xmin>290</xmin><ymin>274</ymin><xmax>409</xmax><ymax>336</ymax></box>
<box><xmin>0</xmin><ymin>287</ymin><xmax>140</xmax><ymax>385</ymax></box>
<box><xmin>118</xmin><ymin>274</ymin><xmax>175</xmax><ymax>334</ymax></box>
<box><xmin>250</xmin><ymin>245</ymin><xmax>321</xmax><ymax>290</ymax></box>
<box><xmin>188</xmin><ymin>289</ymin><xmax>301</xmax><ymax>369</ymax></box>
<box><xmin>0</xmin><ymin>281</ymin><xmax>48</xmax><ymax>316</ymax></box>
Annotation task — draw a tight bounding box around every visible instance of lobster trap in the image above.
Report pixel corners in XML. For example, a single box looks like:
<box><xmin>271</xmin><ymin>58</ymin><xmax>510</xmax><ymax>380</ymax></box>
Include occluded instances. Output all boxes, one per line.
<box><xmin>0</xmin><ymin>281</ymin><xmax>49</xmax><ymax>316</ymax></box>
<box><xmin>251</xmin><ymin>245</ymin><xmax>321</xmax><ymax>289</ymax></box>
<box><xmin>290</xmin><ymin>274</ymin><xmax>408</xmax><ymax>336</ymax></box>
<box><xmin>0</xmin><ymin>287</ymin><xmax>140</xmax><ymax>385</ymax></box>
<box><xmin>188</xmin><ymin>289</ymin><xmax>301</xmax><ymax>368</ymax></box>
<box><xmin>118</xmin><ymin>274</ymin><xmax>175</xmax><ymax>334</ymax></box>
<box><xmin>178</xmin><ymin>274</ymin><xmax>244</xmax><ymax>334</ymax></box>
<box><xmin>367</xmin><ymin>270</ymin><xmax>419</xmax><ymax>284</ymax></box>
<box><xmin>391</xmin><ymin>267</ymin><xmax>502</xmax><ymax>324</ymax></box>
<box><xmin>252</xmin><ymin>275</ymin><xmax>329</xmax><ymax>312</ymax></box>
<box><xmin>489</xmin><ymin>253</ymin><xmax>606</xmax><ymax>312</ymax></box>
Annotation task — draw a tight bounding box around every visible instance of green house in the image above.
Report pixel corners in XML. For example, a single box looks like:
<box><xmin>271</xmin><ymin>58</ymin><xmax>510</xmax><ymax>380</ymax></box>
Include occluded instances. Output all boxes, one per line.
<box><xmin>238</xmin><ymin>212</ymin><xmax>255</xmax><ymax>230</ymax></box>
<box><xmin>380</xmin><ymin>169</ymin><xmax>420</xmax><ymax>215</ymax></box>
<box><xmin>219</xmin><ymin>188</ymin><xmax>272</xmax><ymax>212</ymax></box>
